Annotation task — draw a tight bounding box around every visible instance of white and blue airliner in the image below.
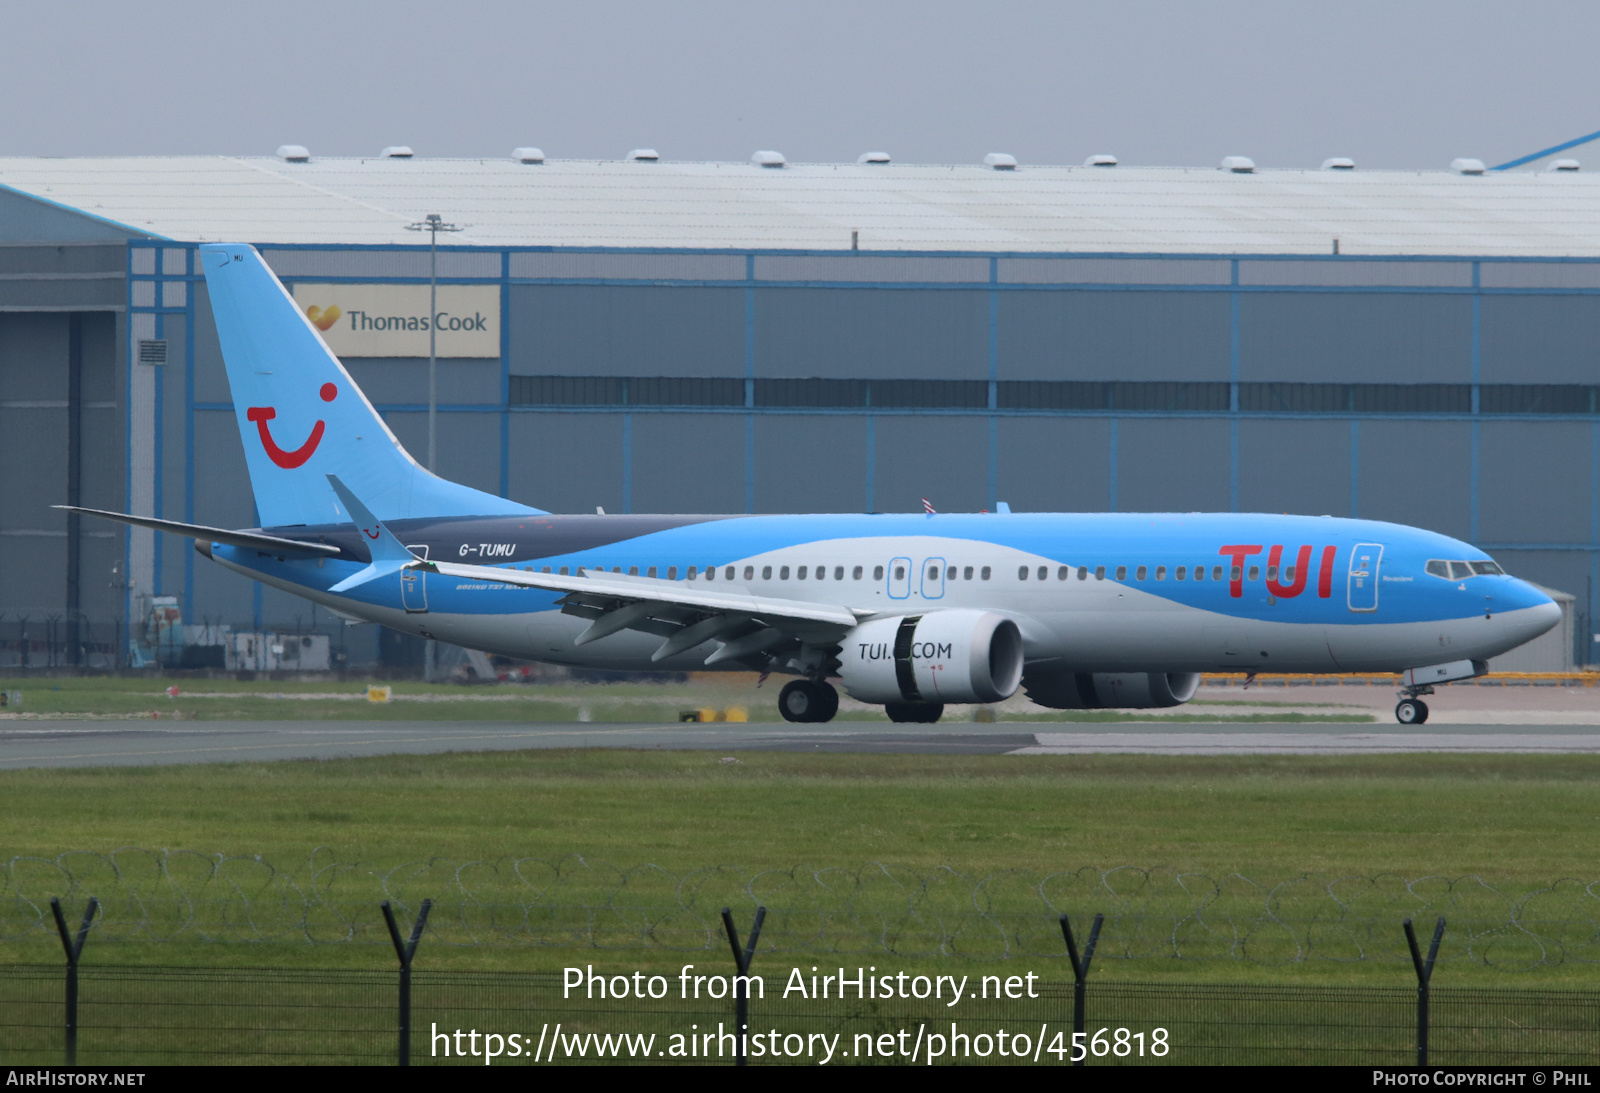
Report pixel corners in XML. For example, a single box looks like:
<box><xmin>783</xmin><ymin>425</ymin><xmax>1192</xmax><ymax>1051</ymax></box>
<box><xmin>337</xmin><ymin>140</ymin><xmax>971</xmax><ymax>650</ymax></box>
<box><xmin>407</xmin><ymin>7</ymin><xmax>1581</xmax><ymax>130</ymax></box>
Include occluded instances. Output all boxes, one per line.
<box><xmin>66</xmin><ymin>245</ymin><xmax>1560</xmax><ymax>726</ymax></box>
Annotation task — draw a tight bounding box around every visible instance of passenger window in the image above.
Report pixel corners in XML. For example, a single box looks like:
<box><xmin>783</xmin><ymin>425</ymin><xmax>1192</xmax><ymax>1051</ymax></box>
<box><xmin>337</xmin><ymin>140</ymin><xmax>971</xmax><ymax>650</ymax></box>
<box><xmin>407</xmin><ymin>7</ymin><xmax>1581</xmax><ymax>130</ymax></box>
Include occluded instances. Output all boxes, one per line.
<box><xmin>798</xmin><ymin>566</ymin><xmax>808</xmax><ymax>580</ymax></box>
<box><xmin>963</xmin><ymin>566</ymin><xmax>973</xmax><ymax>580</ymax></box>
<box><xmin>1449</xmin><ymin>561</ymin><xmax>1474</xmax><ymax>580</ymax></box>
<box><xmin>1058</xmin><ymin>566</ymin><xmax>1069</xmax><ymax>580</ymax></box>
<box><xmin>1018</xmin><ymin>566</ymin><xmax>1029</xmax><ymax>580</ymax></box>
<box><xmin>928</xmin><ymin>566</ymin><xmax>939</xmax><ymax>580</ymax></box>
<box><xmin>629</xmin><ymin>566</ymin><xmax>638</xmax><ymax>576</ymax></box>
<box><xmin>1095</xmin><ymin>566</ymin><xmax>1105</xmax><ymax>580</ymax></box>
<box><xmin>647</xmin><ymin>566</ymin><xmax>657</xmax><ymax>578</ymax></box>
<box><xmin>1193</xmin><ymin>566</ymin><xmax>1203</xmax><ymax>582</ymax></box>
<box><xmin>559</xmin><ymin>566</ymin><xmax>569</xmax><ymax>576</ymax></box>
<box><xmin>612</xmin><ymin>566</ymin><xmax>622</xmax><ymax>573</ymax></box>
<box><xmin>780</xmin><ymin>566</ymin><xmax>790</xmax><ymax>580</ymax></box>
<box><xmin>1212</xmin><ymin>566</ymin><xmax>1223</xmax><ymax>581</ymax></box>
<box><xmin>1470</xmin><ymin>561</ymin><xmax>1504</xmax><ymax>576</ymax></box>
<box><xmin>1155</xmin><ymin>566</ymin><xmax>1165</xmax><ymax>580</ymax></box>
<box><xmin>1077</xmin><ymin>566</ymin><xmax>1088</xmax><ymax>580</ymax></box>
<box><xmin>1176</xmin><ymin>566</ymin><xmax>1186</xmax><ymax>580</ymax></box>
<box><xmin>687</xmin><ymin>566</ymin><xmax>697</xmax><ymax>579</ymax></box>
<box><xmin>981</xmin><ymin>566</ymin><xmax>991</xmax><ymax>580</ymax></box>
<box><xmin>1247</xmin><ymin>566</ymin><xmax>1259</xmax><ymax>581</ymax></box>
<box><xmin>835</xmin><ymin>566</ymin><xmax>844</xmax><ymax>580</ymax></box>
<box><xmin>705</xmin><ymin>567</ymin><xmax>716</xmax><ymax>581</ymax></box>
<box><xmin>1426</xmin><ymin>560</ymin><xmax>1450</xmax><ymax>578</ymax></box>
<box><xmin>853</xmin><ymin>566</ymin><xmax>863</xmax><ymax>579</ymax></box>
<box><xmin>1136</xmin><ymin>566</ymin><xmax>1147</xmax><ymax>581</ymax></box>
<box><xmin>542</xmin><ymin>566</ymin><xmax>552</xmax><ymax>574</ymax></box>
<box><xmin>762</xmin><ymin>565</ymin><xmax>772</xmax><ymax>580</ymax></box>
<box><xmin>667</xmin><ymin>566</ymin><xmax>677</xmax><ymax>580</ymax></box>
<box><xmin>1285</xmin><ymin>566</ymin><xmax>1295</xmax><ymax>582</ymax></box>
<box><xmin>874</xmin><ymin>565</ymin><xmax>884</xmax><ymax>580</ymax></box>
<box><xmin>1115</xmin><ymin>566</ymin><xmax>1127</xmax><ymax>581</ymax></box>
<box><xmin>816</xmin><ymin>567</ymin><xmax>825</xmax><ymax>580</ymax></box>
<box><xmin>1265</xmin><ymin>566</ymin><xmax>1276</xmax><ymax>581</ymax></box>
<box><xmin>1229</xmin><ymin>566</ymin><xmax>1241</xmax><ymax>581</ymax></box>
<box><xmin>725</xmin><ymin>566</ymin><xmax>735</xmax><ymax>580</ymax></box>
<box><xmin>743</xmin><ymin>566</ymin><xmax>754</xmax><ymax>580</ymax></box>
<box><xmin>893</xmin><ymin>565</ymin><xmax>904</xmax><ymax>580</ymax></box>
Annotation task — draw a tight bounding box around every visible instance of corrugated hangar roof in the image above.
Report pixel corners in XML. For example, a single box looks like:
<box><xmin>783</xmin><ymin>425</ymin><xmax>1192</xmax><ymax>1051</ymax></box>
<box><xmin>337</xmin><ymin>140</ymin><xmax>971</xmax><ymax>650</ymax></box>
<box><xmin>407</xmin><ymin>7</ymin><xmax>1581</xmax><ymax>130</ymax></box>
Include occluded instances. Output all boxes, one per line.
<box><xmin>3</xmin><ymin>155</ymin><xmax>1600</xmax><ymax>255</ymax></box>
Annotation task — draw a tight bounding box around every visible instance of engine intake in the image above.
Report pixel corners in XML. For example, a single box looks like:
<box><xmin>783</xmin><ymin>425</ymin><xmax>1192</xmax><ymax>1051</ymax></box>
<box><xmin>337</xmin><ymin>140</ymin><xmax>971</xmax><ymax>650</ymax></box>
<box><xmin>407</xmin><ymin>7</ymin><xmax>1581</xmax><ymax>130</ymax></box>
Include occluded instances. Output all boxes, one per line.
<box><xmin>838</xmin><ymin>610</ymin><xmax>1024</xmax><ymax>705</ymax></box>
<box><xmin>1023</xmin><ymin>670</ymin><xmax>1201</xmax><ymax>710</ymax></box>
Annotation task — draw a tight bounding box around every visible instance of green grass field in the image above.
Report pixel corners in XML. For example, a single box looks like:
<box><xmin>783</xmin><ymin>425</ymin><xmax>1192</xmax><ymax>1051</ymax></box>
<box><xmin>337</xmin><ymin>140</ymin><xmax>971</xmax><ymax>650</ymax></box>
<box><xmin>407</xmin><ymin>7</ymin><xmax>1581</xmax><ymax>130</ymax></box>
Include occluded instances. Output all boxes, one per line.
<box><xmin>3</xmin><ymin>743</ymin><xmax>1598</xmax><ymax>985</ymax></box>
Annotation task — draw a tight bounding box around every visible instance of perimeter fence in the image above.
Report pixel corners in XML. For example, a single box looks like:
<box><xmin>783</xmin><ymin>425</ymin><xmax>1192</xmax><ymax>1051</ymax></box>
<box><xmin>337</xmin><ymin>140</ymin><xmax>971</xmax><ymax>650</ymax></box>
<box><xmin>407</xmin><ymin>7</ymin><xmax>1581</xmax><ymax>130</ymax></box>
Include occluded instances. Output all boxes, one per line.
<box><xmin>5</xmin><ymin>851</ymin><xmax>1600</xmax><ymax>970</ymax></box>
<box><xmin>4</xmin><ymin>963</ymin><xmax>1598</xmax><ymax>1066</ymax></box>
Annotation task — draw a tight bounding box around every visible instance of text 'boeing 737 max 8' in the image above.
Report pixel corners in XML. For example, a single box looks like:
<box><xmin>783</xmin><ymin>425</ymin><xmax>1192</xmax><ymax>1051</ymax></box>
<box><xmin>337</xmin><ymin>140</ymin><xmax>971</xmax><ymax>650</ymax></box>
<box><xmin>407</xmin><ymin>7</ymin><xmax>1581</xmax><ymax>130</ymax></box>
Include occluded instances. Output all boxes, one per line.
<box><xmin>63</xmin><ymin>244</ymin><xmax>1561</xmax><ymax>725</ymax></box>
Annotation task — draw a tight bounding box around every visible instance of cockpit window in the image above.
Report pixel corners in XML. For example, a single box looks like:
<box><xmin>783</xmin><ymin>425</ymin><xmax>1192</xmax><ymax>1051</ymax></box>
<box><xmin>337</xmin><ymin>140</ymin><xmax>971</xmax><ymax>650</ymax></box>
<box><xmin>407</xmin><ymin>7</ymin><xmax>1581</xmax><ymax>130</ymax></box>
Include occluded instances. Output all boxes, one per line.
<box><xmin>1469</xmin><ymin>561</ymin><xmax>1504</xmax><ymax>576</ymax></box>
<box><xmin>1428</xmin><ymin>558</ymin><xmax>1506</xmax><ymax>580</ymax></box>
<box><xmin>1425</xmin><ymin>560</ymin><xmax>1450</xmax><ymax>578</ymax></box>
<box><xmin>1448</xmin><ymin>561</ymin><xmax>1475</xmax><ymax>580</ymax></box>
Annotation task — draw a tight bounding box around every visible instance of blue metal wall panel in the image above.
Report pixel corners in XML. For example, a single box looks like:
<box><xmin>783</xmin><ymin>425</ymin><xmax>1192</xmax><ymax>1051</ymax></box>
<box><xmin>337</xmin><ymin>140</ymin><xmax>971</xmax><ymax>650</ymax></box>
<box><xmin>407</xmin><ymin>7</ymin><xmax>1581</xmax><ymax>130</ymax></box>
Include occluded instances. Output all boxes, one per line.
<box><xmin>995</xmin><ymin>417</ymin><xmax>1112</xmax><ymax>513</ymax></box>
<box><xmin>345</xmin><ymin>359</ymin><xmax>502</xmax><ymax>405</ymax></box>
<box><xmin>753</xmin><ymin>415</ymin><xmax>868</xmax><ymax>513</ymax></box>
<box><xmin>1116</xmin><ymin>418</ymin><xmax>1231</xmax><ymax>513</ymax></box>
<box><xmin>1237</xmin><ymin>419</ymin><xmax>1351</xmax><ymax>517</ymax></box>
<box><xmin>1478</xmin><ymin>422</ymin><xmax>1591</xmax><ymax>544</ymax></box>
<box><xmin>1239</xmin><ymin>294</ymin><xmax>1473</xmax><ymax>383</ymax></box>
<box><xmin>871</xmin><ymin>415</ymin><xmax>989</xmax><ymax>514</ymax></box>
<box><xmin>380</xmin><ymin>410</ymin><xmax>505</xmax><ymax>501</ymax></box>
<box><xmin>507</xmin><ymin>412</ymin><xmax>625</xmax><ymax>515</ymax></box>
<box><xmin>997</xmin><ymin>291</ymin><xmax>1232</xmax><ymax>381</ymax></box>
<box><xmin>754</xmin><ymin>288</ymin><xmax>990</xmax><ymax>379</ymax></box>
<box><xmin>631</xmin><ymin>413</ymin><xmax>746</xmax><ymax>514</ymax></box>
<box><xmin>508</xmin><ymin>284</ymin><xmax>745</xmax><ymax>377</ymax></box>
<box><xmin>1357</xmin><ymin>421</ymin><xmax>1473</xmax><ymax>540</ymax></box>
<box><xmin>1479</xmin><ymin>296</ymin><xmax>1600</xmax><ymax>384</ymax></box>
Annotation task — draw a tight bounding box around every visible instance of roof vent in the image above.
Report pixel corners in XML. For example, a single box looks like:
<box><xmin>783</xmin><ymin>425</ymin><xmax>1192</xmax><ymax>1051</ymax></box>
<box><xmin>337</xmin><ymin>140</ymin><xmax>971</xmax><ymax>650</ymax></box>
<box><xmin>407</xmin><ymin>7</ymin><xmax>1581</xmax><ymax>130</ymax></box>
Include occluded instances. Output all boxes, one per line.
<box><xmin>512</xmin><ymin>147</ymin><xmax>545</xmax><ymax>164</ymax></box>
<box><xmin>275</xmin><ymin>144</ymin><xmax>310</xmax><ymax>163</ymax></box>
<box><xmin>626</xmin><ymin>149</ymin><xmax>659</xmax><ymax>161</ymax></box>
<box><xmin>1084</xmin><ymin>154</ymin><xmax>1117</xmax><ymax>167</ymax></box>
<box><xmin>1321</xmin><ymin>157</ymin><xmax>1355</xmax><ymax>170</ymax></box>
<box><xmin>857</xmin><ymin>151</ymin><xmax>891</xmax><ymax>164</ymax></box>
<box><xmin>1548</xmin><ymin>158</ymin><xmax>1581</xmax><ymax>172</ymax></box>
<box><xmin>752</xmin><ymin>150</ymin><xmax>786</xmax><ymax>168</ymax></box>
<box><xmin>1220</xmin><ymin>155</ymin><xmax>1256</xmax><ymax>173</ymax></box>
<box><xmin>983</xmin><ymin>152</ymin><xmax>1018</xmax><ymax>170</ymax></box>
<box><xmin>1451</xmin><ymin>157</ymin><xmax>1486</xmax><ymax>175</ymax></box>
<box><xmin>380</xmin><ymin>146</ymin><xmax>414</xmax><ymax>159</ymax></box>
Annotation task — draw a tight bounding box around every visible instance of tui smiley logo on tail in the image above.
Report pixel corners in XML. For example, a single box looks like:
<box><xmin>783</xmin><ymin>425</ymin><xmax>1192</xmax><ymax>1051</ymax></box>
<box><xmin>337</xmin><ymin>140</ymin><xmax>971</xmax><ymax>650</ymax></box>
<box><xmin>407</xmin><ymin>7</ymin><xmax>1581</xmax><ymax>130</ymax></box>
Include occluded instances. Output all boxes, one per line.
<box><xmin>246</xmin><ymin>383</ymin><xmax>337</xmax><ymax>468</ymax></box>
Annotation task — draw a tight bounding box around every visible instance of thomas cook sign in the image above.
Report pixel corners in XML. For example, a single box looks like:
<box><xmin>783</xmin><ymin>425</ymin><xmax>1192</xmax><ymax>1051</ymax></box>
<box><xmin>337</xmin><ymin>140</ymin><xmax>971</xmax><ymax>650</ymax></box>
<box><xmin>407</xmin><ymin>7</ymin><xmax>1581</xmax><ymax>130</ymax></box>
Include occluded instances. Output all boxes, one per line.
<box><xmin>291</xmin><ymin>283</ymin><xmax>500</xmax><ymax>358</ymax></box>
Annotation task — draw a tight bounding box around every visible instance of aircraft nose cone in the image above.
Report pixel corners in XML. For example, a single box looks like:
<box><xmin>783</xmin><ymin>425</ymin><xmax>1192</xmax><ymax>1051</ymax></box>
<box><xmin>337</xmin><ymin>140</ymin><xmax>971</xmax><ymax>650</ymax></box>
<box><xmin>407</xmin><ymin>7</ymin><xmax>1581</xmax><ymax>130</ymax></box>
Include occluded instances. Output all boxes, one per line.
<box><xmin>1499</xmin><ymin>584</ymin><xmax>1562</xmax><ymax>648</ymax></box>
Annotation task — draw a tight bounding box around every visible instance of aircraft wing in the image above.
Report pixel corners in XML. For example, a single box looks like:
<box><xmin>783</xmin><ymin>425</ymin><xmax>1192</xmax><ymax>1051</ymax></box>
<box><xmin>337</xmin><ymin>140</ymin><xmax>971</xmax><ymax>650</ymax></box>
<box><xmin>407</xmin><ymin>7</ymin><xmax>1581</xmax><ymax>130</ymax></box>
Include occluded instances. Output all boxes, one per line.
<box><xmin>425</xmin><ymin>558</ymin><xmax>867</xmax><ymax>664</ymax></box>
<box><xmin>54</xmin><ymin>505</ymin><xmax>342</xmax><ymax>558</ymax></box>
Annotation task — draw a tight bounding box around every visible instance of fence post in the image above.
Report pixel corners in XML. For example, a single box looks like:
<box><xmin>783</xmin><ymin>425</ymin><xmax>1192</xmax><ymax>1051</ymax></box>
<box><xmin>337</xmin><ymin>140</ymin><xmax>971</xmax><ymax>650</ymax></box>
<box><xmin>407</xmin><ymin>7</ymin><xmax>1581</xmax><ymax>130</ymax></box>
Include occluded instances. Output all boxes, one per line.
<box><xmin>50</xmin><ymin>896</ymin><xmax>98</xmax><ymax>1066</ymax></box>
<box><xmin>1059</xmin><ymin>912</ymin><xmax>1103</xmax><ymax>1067</ymax></box>
<box><xmin>382</xmin><ymin>899</ymin><xmax>433</xmax><ymax>1067</ymax></box>
<box><xmin>720</xmin><ymin>906</ymin><xmax>767</xmax><ymax>1068</ymax></box>
<box><xmin>1403</xmin><ymin>916</ymin><xmax>1446</xmax><ymax>1068</ymax></box>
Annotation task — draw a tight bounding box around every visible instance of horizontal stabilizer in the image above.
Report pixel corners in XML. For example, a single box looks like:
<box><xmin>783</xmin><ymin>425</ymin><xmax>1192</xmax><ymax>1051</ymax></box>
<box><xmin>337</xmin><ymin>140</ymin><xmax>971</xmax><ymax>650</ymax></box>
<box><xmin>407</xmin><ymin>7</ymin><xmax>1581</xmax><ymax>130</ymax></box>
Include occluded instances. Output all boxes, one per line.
<box><xmin>54</xmin><ymin>505</ymin><xmax>341</xmax><ymax>557</ymax></box>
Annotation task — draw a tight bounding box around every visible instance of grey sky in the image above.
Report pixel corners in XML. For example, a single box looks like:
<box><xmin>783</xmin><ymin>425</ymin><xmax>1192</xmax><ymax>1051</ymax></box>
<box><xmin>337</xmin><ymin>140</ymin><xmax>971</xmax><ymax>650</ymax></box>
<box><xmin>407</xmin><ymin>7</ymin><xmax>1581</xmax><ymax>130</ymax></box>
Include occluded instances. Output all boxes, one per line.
<box><xmin>7</xmin><ymin>1</ymin><xmax>1598</xmax><ymax>170</ymax></box>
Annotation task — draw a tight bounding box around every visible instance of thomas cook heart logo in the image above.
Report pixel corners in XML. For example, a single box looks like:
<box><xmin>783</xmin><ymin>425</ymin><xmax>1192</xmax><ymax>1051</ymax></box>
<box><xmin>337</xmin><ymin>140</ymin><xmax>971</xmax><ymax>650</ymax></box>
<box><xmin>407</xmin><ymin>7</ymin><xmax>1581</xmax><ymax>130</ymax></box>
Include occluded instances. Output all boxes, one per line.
<box><xmin>305</xmin><ymin>304</ymin><xmax>342</xmax><ymax>332</ymax></box>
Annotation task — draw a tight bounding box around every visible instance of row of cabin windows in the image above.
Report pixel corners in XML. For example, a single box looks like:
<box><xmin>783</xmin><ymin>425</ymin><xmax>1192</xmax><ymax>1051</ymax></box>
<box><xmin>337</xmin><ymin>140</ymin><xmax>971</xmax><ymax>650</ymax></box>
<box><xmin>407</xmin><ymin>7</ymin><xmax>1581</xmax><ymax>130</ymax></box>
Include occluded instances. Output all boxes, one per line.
<box><xmin>1017</xmin><ymin>563</ymin><xmax>1299</xmax><ymax>583</ymax></box>
<box><xmin>516</xmin><ymin>561</ymin><xmax>1296</xmax><ymax>585</ymax></box>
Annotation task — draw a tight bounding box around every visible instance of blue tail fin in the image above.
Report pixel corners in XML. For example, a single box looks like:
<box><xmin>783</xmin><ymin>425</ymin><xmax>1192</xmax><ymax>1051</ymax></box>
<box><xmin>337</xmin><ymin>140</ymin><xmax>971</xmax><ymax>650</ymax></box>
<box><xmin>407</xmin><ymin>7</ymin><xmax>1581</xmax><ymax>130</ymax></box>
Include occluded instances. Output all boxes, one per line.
<box><xmin>199</xmin><ymin>243</ymin><xmax>541</xmax><ymax>527</ymax></box>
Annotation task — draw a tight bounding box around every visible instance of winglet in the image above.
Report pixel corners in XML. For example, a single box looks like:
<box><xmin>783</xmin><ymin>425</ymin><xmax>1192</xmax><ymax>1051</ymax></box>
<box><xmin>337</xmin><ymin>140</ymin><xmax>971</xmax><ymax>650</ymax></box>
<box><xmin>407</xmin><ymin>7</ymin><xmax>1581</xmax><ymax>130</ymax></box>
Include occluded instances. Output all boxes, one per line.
<box><xmin>326</xmin><ymin>474</ymin><xmax>419</xmax><ymax>592</ymax></box>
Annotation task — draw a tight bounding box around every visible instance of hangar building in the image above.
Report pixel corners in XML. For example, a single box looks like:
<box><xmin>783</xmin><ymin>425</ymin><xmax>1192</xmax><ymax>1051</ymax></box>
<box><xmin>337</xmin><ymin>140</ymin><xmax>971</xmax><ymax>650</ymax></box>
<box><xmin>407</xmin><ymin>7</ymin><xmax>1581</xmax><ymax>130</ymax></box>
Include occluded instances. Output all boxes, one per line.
<box><xmin>1</xmin><ymin>149</ymin><xmax>1597</xmax><ymax>668</ymax></box>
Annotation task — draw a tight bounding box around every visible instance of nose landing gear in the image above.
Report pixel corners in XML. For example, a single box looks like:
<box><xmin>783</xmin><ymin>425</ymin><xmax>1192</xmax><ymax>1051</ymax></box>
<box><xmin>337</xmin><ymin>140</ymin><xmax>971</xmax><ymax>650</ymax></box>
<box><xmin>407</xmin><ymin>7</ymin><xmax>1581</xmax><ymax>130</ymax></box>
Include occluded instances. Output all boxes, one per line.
<box><xmin>778</xmin><ymin>679</ymin><xmax>840</xmax><ymax>723</ymax></box>
<box><xmin>1395</xmin><ymin>684</ymin><xmax>1433</xmax><ymax>725</ymax></box>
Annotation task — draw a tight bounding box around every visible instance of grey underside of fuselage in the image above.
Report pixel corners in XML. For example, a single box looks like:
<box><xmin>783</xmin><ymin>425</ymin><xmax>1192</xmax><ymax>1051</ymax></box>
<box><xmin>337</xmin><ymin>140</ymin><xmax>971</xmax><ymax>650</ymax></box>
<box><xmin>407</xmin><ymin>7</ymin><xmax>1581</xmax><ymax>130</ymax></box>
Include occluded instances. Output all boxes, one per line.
<box><xmin>213</xmin><ymin>554</ymin><xmax>1547</xmax><ymax>676</ymax></box>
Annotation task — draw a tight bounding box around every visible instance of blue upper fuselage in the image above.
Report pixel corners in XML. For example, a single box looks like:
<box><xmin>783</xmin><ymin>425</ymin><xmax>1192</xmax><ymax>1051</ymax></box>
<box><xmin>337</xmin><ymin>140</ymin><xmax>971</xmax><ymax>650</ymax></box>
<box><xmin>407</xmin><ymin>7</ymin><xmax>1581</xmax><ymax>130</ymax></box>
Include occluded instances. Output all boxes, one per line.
<box><xmin>217</xmin><ymin>510</ymin><xmax>1553</xmax><ymax>627</ymax></box>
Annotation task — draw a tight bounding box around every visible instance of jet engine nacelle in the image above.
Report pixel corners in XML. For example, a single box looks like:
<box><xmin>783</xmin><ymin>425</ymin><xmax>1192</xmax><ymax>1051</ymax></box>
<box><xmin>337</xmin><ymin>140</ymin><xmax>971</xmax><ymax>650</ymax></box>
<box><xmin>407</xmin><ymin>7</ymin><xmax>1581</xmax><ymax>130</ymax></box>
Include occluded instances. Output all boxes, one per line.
<box><xmin>1023</xmin><ymin>670</ymin><xmax>1202</xmax><ymax>710</ymax></box>
<box><xmin>838</xmin><ymin>610</ymin><xmax>1024</xmax><ymax>705</ymax></box>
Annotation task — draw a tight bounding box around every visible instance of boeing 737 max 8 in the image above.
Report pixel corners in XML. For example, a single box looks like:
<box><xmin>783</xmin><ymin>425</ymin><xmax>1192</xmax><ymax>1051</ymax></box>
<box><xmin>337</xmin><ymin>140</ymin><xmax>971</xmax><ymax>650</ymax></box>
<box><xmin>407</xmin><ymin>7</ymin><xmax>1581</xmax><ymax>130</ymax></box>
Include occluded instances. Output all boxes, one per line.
<box><xmin>64</xmin><ymin>244</ymin><xmax>1561</xmax><ymax>725</ymax></box>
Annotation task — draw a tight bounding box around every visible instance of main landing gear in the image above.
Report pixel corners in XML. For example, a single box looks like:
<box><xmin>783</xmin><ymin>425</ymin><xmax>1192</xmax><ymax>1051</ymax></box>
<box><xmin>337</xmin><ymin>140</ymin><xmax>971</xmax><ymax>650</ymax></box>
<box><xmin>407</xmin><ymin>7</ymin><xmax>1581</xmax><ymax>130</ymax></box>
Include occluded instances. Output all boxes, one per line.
<box><xmin>1395</xmin><ymin>684</ymin><xmax>1433</xmax><ymax>725</ymax></box>
<box><xmin>779</xmin><ymin>679</ymin><xmax>839</xmax><ymax>723</ymax></box>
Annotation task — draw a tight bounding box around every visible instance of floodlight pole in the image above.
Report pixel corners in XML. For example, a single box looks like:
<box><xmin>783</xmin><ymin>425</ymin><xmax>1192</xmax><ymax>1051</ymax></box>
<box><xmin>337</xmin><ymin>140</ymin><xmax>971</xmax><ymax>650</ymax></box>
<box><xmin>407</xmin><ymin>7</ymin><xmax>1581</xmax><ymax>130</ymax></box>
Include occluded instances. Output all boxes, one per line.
<box><xmin>404</xmin><ymin>213</ymin><xmax>463</xmax><ymax>473</ymax></box>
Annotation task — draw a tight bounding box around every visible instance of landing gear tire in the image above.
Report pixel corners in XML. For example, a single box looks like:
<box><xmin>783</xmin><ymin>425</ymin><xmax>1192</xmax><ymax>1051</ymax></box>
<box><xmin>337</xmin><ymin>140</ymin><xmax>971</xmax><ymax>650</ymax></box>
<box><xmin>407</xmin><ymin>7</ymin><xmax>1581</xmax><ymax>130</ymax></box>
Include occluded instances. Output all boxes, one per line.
<box><xmin>779</xmin><ymin>680</ymin><xmax>839</xmax><ymax>723</ymax></box>
<box><xmin>1395</xmin><ymin>699</ymin><xmax>1429</xmax><ymax>725</ymax></box>
<box><xmin>885</xmin><ymin>702</ymin><xmax>945</xmax><ymax>724</ymax></box>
